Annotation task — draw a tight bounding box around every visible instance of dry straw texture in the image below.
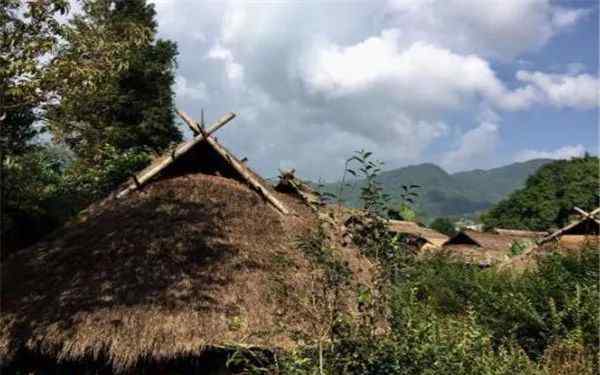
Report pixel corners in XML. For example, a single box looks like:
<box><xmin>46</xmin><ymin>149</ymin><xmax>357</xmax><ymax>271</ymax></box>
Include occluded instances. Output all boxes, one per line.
<box><xmin>1</xmin><ymin>173</ymin><xmax>376</xmax><ymax>372</ymax></box>
<box><xmin>387</xmin><ymin>220</ymin><xmax>449</xmax><ymax>248</ymax></box>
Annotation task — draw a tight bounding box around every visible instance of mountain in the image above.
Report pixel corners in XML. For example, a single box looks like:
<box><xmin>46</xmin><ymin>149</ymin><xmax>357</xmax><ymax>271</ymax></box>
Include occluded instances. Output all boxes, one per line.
<box><xmin>320</xmin><ymin>159</ymin><xmax>553</xmax><ymax>221</ymax></box>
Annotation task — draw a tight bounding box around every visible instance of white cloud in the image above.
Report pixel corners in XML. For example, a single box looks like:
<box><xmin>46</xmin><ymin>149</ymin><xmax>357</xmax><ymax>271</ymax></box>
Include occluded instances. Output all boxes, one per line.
<box><xmin>174</xmin><ymin>75</ymin><xmax>207</xmax><ymax>102</ymax></box>
<box><xmin>303</xmin><ymin>31</ymin><xmax>598</xmax><ymax>112</ymax></box>
<box><xmin>551</xmin><ymin>6</ymin><xmax>591</xmax><ymax>29</ymax></box>
<box><xmin>384</xmin><ymin>0</ymin><xmax>590</xmax><ymax>59</ymax></box>
<box><xmin>145</xmin><ymin>0</ymin><xmax>593</xmax><ymax>178</ymax></box>
<box><xmin>514</xmin><ymin>145</ymin><xmax>587</xmax><ymax>162</ymax></box>
<box><xmin>441</xmin><ymin>122</ymin><xmax>500</xmax><ymax>171</ymax></box>
<box><xmin>515</xmin><ymin>71</ymin><xmax>599</xmax><ymax>109</ymax></box>
<box><xmin>303</xmin><ymin>35</ymin><xmax>505</xmax><ymax>110</ymax></box>
<box><xmin>207</xmin><ymin>44</ymin><xmax>245</xmax><ymax>82</ymax></box>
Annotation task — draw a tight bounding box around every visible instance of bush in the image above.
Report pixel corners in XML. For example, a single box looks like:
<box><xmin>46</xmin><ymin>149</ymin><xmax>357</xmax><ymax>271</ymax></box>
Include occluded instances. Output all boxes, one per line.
<box><xmin>430</xmin><ymin>217</ymin><xmax>457</xmax><ymax>237</ymax></box>
<box><xmin>393</xmin><ymin>247</ymin><xmax>599</xmax><ymax>359</ymax></box>
<box><xmin>272</xmin><ymin>247</ymin><xmax>599</xmax><ymax>374</ymax></box>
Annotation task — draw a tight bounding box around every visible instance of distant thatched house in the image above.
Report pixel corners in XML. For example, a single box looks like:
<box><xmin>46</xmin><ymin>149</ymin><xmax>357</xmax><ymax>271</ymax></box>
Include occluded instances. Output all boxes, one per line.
<box><xmin>444</xmin><ymin>230</ymin><xmax>518</xmax><ymax>251</ymax></box>
<box><xmin>492</xmin><ymin>228</ymin><xmax>548</xmax><ymax>239</ymax></box>
<box><xmin>539</xmin><ymin>207</ymin><xmax>600</xmax><ymax>250</ymax></box>
<box><xmin>387</xmin><ymin>220</ymin><xmax>449</xmax><ymax>250</ymax></box>
<box><xmin>0</xmin><ymin>111</ymin><xmax>377</xmax><ymax>373</ymax></box>
<box><xmin>443</xmin><ymin>229</ymin><xmax>534</xmax><ymax>266</ymax></box>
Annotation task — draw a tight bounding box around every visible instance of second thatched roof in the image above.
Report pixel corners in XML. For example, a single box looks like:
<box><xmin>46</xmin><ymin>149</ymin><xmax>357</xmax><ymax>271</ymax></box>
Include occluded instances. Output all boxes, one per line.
<box><xmin>444</xmin><ymin>229</ymin><xmax>518</xmax><ymax>251</ymax></box>
<box><xmin>387</xmin><ymin>220</ymin><xmax>449</xmax><ymax>248</ymax></box>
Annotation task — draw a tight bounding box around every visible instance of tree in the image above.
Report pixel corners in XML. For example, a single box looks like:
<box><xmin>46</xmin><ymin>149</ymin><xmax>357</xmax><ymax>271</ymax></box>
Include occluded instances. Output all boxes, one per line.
<box><xmin>1</xmin><ymin>0</ymin><xmax>179</xmax><ymax>255</ymax></box>
<box><xmin>481</xmin><ymin>156</ymin><xmax>600</xmax><ymax>231</ymax></box>
<box><xmin>47</xmin><ymin>0</ymin><xmax>181</xmax><ymax>162</ymax></box>
<box><xmin>1</xmin><ymin>94</ymin><xmax>37</xmax><ymax>157</ymax></box>
<box><xmin>1</xmin><ymin>0</ymin><xmax>69</xmax><ymax>114</ymax></box>
<box><xmin>429</xmin><ymin>217</ymin><xmax>457</xmax><ymax>237</ymax></box>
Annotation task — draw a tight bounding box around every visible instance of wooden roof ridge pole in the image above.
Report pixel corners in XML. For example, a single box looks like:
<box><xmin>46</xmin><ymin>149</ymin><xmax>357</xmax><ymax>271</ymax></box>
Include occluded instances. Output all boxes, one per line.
<box><xmin>176</xmin><ymin>110</ymin><xmax>235</xmax><ymax>136</ymax></box>
<box><xmin>574</xmin><ymin>206</ymin><xmax>600</xmax><ymax>218</ymax></box>
<box><xmin>573</xmin><ymin>207</ymin><xmax>590</xmax><ymax>218</ymax></box>
<box><xmin>539</xmin><ymin>206</ymin><xmax>600</xmax><ymax>244</ymax></box>
<box><xmin>177</xmin><ymin>111</ymin><xmax>290</xmax><ymax>216</ymax></box>
<box><xmin>115</xmin><ymin>112</ymin><xmax>236</xmax><ymax>198</ymax></box>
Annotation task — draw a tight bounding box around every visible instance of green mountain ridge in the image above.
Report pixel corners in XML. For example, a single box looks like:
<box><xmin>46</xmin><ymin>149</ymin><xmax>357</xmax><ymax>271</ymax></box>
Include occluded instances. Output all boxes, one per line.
<box><xmin>320</xmin><ymin>159</ymin><xmax>553</xmax><ymax>221</ymax></box>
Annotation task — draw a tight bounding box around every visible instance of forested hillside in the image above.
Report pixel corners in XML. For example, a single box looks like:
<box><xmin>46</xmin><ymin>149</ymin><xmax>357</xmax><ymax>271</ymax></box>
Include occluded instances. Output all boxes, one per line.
<box><xmin>482</xmin><ymin>155</ymin><xmax>600</xmax><ymax>231</ymax></box>
<box><xmin>320</xmin><ymin>159</ymin><xmax>552</xmax><ymax>220</ymax></box>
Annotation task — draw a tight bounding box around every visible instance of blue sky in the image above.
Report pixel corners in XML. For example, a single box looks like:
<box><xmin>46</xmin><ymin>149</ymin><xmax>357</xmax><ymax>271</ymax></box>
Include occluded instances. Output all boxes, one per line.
<box><xmin>150</xmin><ymin>0</ymin><xmax>599</xmax><ymax>180</ymax></box>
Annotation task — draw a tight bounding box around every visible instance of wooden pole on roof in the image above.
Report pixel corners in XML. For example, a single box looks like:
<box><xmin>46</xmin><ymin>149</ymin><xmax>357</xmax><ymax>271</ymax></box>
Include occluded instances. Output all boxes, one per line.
<box><xmin>573</xmin><ymin>207</ymin><xmax>590</xmax><ymax>217</ymax></box>
<box><xmin>116</xmin><ymin>112</ymin><xmax>236</xmax><ymax>198</ymax></box>
<box><xmin>574</xmin><ymin>206</ymin><xmax>600</xmax><ymax>218</ymax></box>
<box><xmin>176</xmin><ymin>110</ymin><xmax>290</xmax><ymax>215</ymax></box>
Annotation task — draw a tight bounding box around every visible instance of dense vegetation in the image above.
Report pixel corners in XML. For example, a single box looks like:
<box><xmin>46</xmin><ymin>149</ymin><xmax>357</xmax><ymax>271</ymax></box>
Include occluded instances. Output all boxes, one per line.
<box><xmin>1</xmin><ymin>0</ymin><xmax>180</xmax><ymax>256</ymax></box>
<box><xmin>482</xmin><ymin>155</ymin><xmax>599</xmax><ymax>231</ymax></box>
<box><xmin>242</xmin><ymin>153</ymin><xmax>599</xmax><ymax>375</ymax></box>
<box><xmin>320</xmin><ymin>159</ymin><xmax>551</xmax><ymax>221</ymax></box>
<box><xmin>429</xmin><ymin>216</ymin><xmax>457</xmax><ymax>236</ymax></box>
<box><xmin>268</xmin><ymin>248</ymin><xmax>599</xmax><ymax>374</ymax></box>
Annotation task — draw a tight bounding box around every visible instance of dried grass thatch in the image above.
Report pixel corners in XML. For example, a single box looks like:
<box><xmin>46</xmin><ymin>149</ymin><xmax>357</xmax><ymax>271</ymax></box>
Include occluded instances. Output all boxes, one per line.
<box><xmin>1</xmin><ymin>171</ymin><xmax>377</xmax><ymax>372</ymax></box>
<box><xmin>444</xmin><ymin>230</ymin><xmax>518</xmax><ymax>251</ymax></box>
<box><xmin>387</xmin><ymin>220</ymin><xmax>449</xmax><ymax>249</ymax></box>
<box><xmin>442</xmin><ymin>230</ymin><xmax>538</xmax><ymax>267</ymax></box>
<box><xmin>492</xmin><ymin>228</ymin><xmax>548</xmax><ymax>239</ymax></box>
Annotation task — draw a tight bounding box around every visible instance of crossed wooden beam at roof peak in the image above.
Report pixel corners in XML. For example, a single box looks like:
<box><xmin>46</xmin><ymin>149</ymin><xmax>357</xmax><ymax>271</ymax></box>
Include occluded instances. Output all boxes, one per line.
<box><xmin>115</xmin><ymin>109</ymin><xmax>290</xmax><ymax>215</ymax></box>
<box><xmin>573</xmin><ymin>206</ymin><xmax>600</xmax><ymax>220</ymax></box>
<box><xmin>539</xmin><ymin>206</ymin><xmax>600</xmax><ymax>244</ymax></box>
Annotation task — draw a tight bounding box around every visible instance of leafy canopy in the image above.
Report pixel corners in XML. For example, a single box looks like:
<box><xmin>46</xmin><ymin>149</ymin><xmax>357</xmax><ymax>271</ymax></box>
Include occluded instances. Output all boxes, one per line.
<box><xmin>429</xmin><ymin>217</ymin><xmax>457</xmax><ymax>236</ymax></box>
<box><xmin>482</xmin><ymin>155</ymin><xmax>599</xmax><ymax>231</ymax></box>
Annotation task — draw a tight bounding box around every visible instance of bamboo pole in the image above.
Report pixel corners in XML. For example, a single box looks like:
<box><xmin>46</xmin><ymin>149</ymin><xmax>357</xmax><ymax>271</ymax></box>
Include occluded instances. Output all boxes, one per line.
<box><xmin>115</xmin><ymin>112</ymin><xmax>236</xmax><ymax>198</ymax></box>
<box><xmin>176</xmin><ymin>111</ymin><xmax>290</xmax><ymax>215</ymax></box>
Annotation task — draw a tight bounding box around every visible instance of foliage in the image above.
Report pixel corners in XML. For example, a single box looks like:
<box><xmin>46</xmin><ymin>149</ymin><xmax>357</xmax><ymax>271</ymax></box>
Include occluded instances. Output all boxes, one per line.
<box><xmin>430</xmin><ymin>216</ymin><xmax>457</xmax><ymax>236</ymax></box>
<box><xmin>395</xmin><ymin>248</ymin><xmax>599</xmax><ymax>359</ymax></box>
<box><xmin>0</xmin><ymin>93</ymin><xmax>38</xmax><ymax>157</ymax></box>
<box><xmin>270</xmin><ymin>248</ymin><xmax>599</xmax><ymax>375</ymax></box>
<box><xmin>0</xmin><ymin>0</ymin><xmax>70</xmax><ymax>114</ymax></box>
<box><xmin>1</xmin><ymin>143</ymin><xmax>149</xmax><ymax>256</ymax></box>
<box><xmin>387</xmin><ymin>203</ymin><xmax>416</xmax><ymax>221</ymax></box>
<box><xmin>46</xmin><ymin>0</ymin><xmax>181</xmax><ymax>161</ymax></box>
<box><xmin>482</xmin><ymin>156</ymin><xmax>600</xmax><ymax>231</ymax></box>
<box><xmin>1</xmin><ymin>0</ymin><xmax>179</xmax><ymax>255</ymax></box>
<box><xmin>510</xmin><ymin>240</ymin><xmax>527</xmax><ymax>256</ymax></box>
<box><xmin>1</xmin><ymin>147</ymin><xmax>66</xmax><ymax>253</ymax></box>
<box><xmin>61</xmin><ymin>144</ymin><xmax>150</xmax><ymax>201</ymax></box>
<box><xmin>345</xmin><ymin>150</ymin><xmax>390</xmax><ymax>216</ymax></box>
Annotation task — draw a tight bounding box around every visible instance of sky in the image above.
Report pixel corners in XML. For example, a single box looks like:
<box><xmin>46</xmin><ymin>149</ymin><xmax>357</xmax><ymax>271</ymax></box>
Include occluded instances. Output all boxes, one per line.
<box><xmin>149</xmin><ymin>0</ymin><xmax>599</xmax><ymax>181</ymax></box>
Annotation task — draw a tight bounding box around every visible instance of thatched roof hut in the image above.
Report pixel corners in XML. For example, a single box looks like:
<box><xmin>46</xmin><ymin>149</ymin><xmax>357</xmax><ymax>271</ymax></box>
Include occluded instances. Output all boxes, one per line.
<box><xmin>0</xmin><ymin>112</ymin><xmax>378</xmax><ymax>373</ymax></box>
<box><xmin>444</xmin><ymin>230</ymin><xmax>518</xmax><ymax>251</ymax></box>
<box><xmin>387</xmin><ymin>220</ymin><xmax>449</xmax><ymax>250</ymax></box>
<box><xmin>492</xmin><ymin>228</ymin><xmax>548</xmax><ymax>239</ymax></box>
<box><xmin>539</xmin><ymin>207</ymin><xmax>599</xmax><ymax>250</ymax></box>
<box><xmin>442</xmin><ymin>230</ymin><xmax>534</xmax><ymax>266</ymax></box>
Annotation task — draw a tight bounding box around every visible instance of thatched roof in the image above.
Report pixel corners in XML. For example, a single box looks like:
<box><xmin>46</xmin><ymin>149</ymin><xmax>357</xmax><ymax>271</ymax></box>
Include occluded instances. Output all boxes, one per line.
<box><xmin>440</xmin><ymin>244</ymin><xmax>511</xmax><ymax>267</ymax></box>
<box><xmin>493</xmin><ymin>228</ymin><xmax>548</xmax><ymax>239</ymax></box>
<box><xmin>539</xmin><ymin>207</ymin><xmax>600</xmax><ymax>244</ymax></box>
<box><xmin>444</xmin><ymin>230</ymin><xmax>518</xmax><ymax>251</ymax></box>
<box><xmin>387</xmin><ymin>220</ymin><xmax>449</xmax><ymax>248</ymax></box>
<box><xmin>115</xmin><ymin>111</ymin><xmax>290</xmax><ymax>215</ymax></box>
<box><xmin>0</xmin><ymin>112</ymin><xmax>379</xmax><ymax>372</ymax></box>
<box><xmin>1</xmin><ymin>172</ymin><xmax>378</xmax><ymax>372</ymax></box>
